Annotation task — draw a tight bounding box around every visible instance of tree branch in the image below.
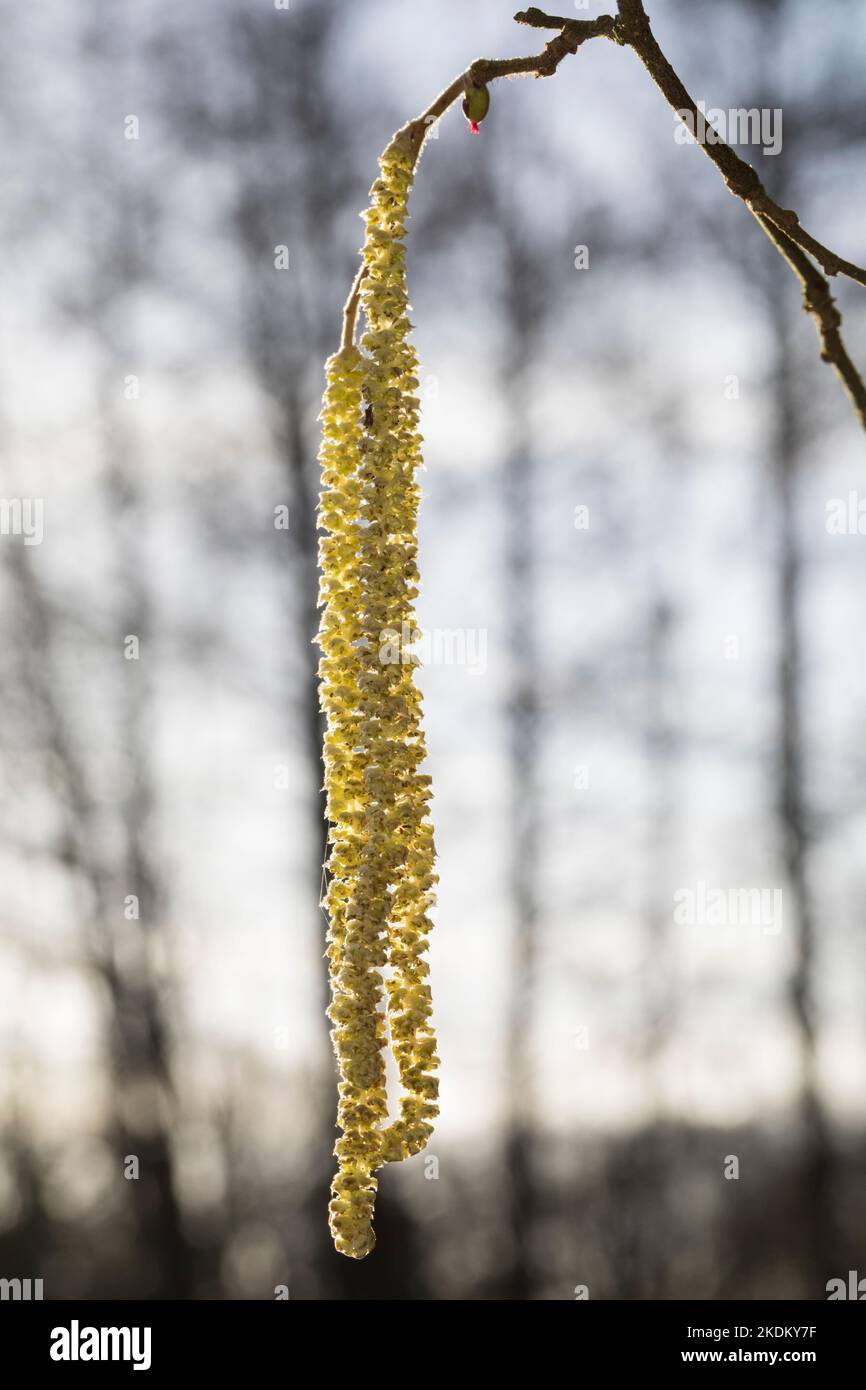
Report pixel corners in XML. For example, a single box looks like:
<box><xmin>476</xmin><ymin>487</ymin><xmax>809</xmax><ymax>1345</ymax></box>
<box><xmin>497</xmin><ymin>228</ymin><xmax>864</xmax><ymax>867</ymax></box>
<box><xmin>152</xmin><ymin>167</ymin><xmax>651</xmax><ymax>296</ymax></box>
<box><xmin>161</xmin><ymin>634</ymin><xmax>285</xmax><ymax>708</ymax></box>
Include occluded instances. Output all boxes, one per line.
<box><xmin>341</xmin><ymin>2</ymin><xmax>866</xmax><ymax>433</ymax></box>
<box><xmin>404</xmin><ymin>12</ymin><xmax>618</xmax><ymax>149</ymax></box>
<box><xmin>518</xmin><ymin>1</ymin><xmax>866</xmax><ymax>432</ymax></box>
<box><xmin>756</xmin><ymin>213</ymin><xmax>866</xmax><ymax>431</ymax></box>
<box><xmin>340</xmin><ymin>17</ymin><xmax>617</xmax><ymax>347</ymax></box>
<box><xmin>607</xmin><ymin>0</ymin><xmax>866</xmax><ymax>289</ymax></box>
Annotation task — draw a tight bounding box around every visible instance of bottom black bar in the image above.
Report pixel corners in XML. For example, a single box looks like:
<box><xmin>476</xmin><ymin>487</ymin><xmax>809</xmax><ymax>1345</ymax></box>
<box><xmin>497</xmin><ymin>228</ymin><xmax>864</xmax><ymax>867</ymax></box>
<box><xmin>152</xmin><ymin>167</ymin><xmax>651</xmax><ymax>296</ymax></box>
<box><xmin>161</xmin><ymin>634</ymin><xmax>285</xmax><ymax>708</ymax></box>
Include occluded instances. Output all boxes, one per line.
<box><xmin>1</xmin><ymin>1298</ymin><xmax>862</xmax><ymax>1374</ymax></box>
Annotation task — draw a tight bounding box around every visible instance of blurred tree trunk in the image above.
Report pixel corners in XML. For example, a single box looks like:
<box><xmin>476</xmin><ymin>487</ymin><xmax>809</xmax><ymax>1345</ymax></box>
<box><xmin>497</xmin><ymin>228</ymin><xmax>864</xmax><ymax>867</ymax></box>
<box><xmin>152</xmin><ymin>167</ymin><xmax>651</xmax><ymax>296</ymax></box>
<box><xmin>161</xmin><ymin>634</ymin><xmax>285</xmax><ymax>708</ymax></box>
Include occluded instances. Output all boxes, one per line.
<box><xmin>103</xmin><ymin>424</ymin><xmax>193</xmax><ymax>1300</ymax></box>
<box><xmin>642</xmin><ymin>596</ymin><xmax>676</xmax><ymax>1091</ymax></box>
<box><xmin>7</xmin><ymin>7</ymin><xmax>198</xmax><ymax>1296</ymax></box>
<box><xmin>7</xmin><ymin>536</ymin><xmax>191</xmax><ymax>1296</ymax></box>
<box><xmin>769</xmin><ymin>282</ymin><xmax>833</xmax><ymax>1287</ymax></box>
<box><xmin>755</xmin><ymin>0</ymin><xmax>834</xmax><ymax>1286</ymax></box>
<box><xmin>0</xmin><ymin>1126</ymin><xmax>50</xmax><ymax>1294</ymax></box>
<box><xmin>640</xmin><ymin>591</ymin><xmax>677</xmax><ymax>1296</ymax></box>
<box><xmin>499</xmin><ymin>219</ymin><xmax>543</xmax><ymax>1299</ymax></box>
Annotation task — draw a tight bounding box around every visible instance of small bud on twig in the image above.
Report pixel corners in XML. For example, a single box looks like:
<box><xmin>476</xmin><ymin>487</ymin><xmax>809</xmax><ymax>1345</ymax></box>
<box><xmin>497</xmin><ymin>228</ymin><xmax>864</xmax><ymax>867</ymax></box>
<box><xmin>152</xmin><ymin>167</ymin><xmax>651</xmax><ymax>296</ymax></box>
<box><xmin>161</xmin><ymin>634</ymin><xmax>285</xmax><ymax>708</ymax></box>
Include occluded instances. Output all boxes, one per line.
<box><xmin>462</xmin><ymin>80</ymin><xmax>491</xmax><ymax>134</ymax></box>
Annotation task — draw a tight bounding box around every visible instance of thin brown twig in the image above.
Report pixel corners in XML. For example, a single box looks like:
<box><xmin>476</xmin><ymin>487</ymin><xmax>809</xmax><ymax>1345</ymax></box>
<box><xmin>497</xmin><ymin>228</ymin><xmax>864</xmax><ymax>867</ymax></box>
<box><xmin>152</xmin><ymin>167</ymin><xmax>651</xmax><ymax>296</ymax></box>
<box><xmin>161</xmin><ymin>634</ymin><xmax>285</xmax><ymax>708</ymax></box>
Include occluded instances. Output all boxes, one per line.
<box><xmin>340</xmin><ymin>19</ymin><xmax>615</xmax><ymax>347</ymax></box>
<box><xmin>341</xmin><ymin>265</ymin><xmax>366</xmax><ymax>352</ymax></box>
<box><xmin>756</xmin><ymin>214</ymin><xmax>866</xmax><ymax>431</ymax></box>
<box><xmin>517</xmin><ymin>1</ymin><xmax>866</xmax><ymax>432</ymax></box>
<box><xmin>605</xmin><ymin>0</ymin><xmax>866</xmax><ymax>288</ymax></box>
<box><xmin>342</xmin><ymin>2</ymin><xmax>866</xmax><ymax>432</ymax></box>
<box><xmin>402</xmin><ymin>8</ymin><xmax>618</xmax><ymax>164</ymax></box>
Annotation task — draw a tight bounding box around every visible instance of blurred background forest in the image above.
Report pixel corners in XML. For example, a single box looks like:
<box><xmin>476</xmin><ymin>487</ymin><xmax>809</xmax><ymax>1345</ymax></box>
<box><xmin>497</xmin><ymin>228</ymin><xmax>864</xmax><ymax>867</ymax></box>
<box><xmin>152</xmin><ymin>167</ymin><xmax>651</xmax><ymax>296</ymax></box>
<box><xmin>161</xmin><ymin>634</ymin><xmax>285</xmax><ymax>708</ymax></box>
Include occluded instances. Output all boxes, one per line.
<box><xmin>1</xmin><ymin>0</ymin><xmax>865</xmax><ymax>1300</ymax></box>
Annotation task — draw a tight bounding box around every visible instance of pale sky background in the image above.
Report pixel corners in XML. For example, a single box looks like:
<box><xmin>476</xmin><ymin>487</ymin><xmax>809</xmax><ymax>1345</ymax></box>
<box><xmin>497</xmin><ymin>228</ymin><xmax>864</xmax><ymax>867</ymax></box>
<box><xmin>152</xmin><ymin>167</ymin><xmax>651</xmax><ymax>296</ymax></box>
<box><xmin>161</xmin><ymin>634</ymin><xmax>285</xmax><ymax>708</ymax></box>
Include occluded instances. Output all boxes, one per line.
<box><xmin>1</xmin><ymin>0</ymin><xmax>865</xmax><ymax>1221</ymax></box>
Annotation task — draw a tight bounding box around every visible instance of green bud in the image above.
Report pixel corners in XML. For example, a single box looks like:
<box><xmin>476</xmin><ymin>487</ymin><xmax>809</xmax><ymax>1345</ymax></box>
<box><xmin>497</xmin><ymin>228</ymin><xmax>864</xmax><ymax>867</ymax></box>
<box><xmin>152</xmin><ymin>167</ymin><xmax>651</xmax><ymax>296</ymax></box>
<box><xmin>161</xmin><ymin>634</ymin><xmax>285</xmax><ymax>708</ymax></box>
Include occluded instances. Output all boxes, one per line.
<box><xmin>461</xmin><ymin>83</ymin><xmax>490</xmax><ymax>133</ymax></box>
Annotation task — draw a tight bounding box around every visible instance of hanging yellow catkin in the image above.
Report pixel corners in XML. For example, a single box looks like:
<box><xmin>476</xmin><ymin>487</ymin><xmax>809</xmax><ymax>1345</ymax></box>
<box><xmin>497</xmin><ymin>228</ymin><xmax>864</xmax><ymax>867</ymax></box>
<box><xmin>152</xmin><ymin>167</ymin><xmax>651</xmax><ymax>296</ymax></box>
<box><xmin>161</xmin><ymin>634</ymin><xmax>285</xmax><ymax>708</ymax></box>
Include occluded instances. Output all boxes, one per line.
<box><xmin>317</xmin><ymin>131</ymin><xmax>439</xmax><ymax>1259</ymax></box>
<box><xmin>317</xmin><ymin>344</ymin><xmax>387</xmax><ymax>1259</ymax></box>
